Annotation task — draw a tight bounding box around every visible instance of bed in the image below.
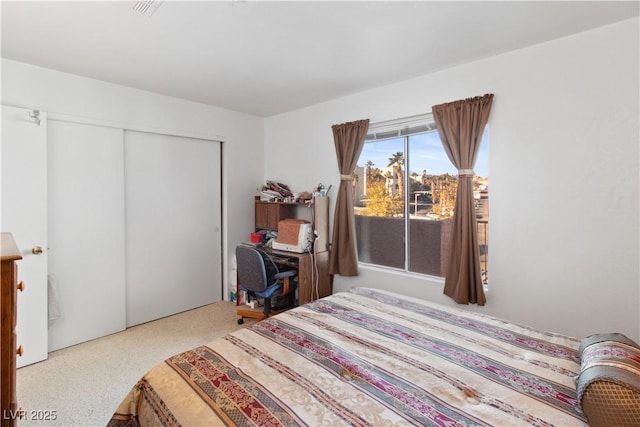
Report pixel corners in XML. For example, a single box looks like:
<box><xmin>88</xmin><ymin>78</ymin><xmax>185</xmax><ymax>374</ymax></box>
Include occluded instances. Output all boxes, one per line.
<box><xmin>109</xmin><ymin>288</ymin><xmax>640</xmax><ymax>426</ymax></box>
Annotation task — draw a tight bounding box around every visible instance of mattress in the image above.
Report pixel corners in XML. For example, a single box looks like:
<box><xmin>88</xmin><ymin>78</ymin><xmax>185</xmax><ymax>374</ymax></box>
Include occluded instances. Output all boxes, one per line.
<box><xmin>109</xmin><ymin>287</ymin><xmax>587</xmax><ymax>426</ymax></box>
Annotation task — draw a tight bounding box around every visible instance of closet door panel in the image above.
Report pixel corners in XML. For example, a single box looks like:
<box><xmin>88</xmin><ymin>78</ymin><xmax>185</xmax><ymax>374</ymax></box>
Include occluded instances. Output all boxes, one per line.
<box><xmin>47</xmin><ymin>121</ymin><xmax>126</xmax><ymax>351</ymax></box>
<box><xmin>125</xmin><ymin>131</ymin><xmax>221</xmax><ymax>327</ymax></box>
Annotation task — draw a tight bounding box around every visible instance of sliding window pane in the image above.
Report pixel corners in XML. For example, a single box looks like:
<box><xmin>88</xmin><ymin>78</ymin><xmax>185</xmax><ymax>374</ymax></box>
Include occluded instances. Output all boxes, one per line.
<box><xmin>354</xmin><ymin>137</ymin><xmax>405</xmax><ymax>269</ymax></box>
<box><xmin>475</xmin><ymin>129</ymin><xmax>489</xmax><ymax>285</ymax></box>
<box><xmin>407</xmin><ymin>132</ymin><xmax>457</xmax><ymax>276</ymax></box>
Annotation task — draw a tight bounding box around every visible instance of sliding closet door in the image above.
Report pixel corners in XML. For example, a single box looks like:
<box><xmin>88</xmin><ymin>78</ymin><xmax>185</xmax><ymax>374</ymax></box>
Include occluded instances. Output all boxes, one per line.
<box><xmin>125</xmin><ymin>131</ymin><xmax>221</xmax><ymax>327</ymax></box>
<box><xmin>47</xmin><ymin>121</ymin><xmax>126</xmax><ymax>351</ymax></box>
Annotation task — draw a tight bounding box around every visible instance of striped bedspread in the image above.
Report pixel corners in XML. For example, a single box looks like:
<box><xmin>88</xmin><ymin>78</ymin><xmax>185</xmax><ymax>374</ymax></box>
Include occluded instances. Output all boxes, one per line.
<box><xmin>109</xmin><ymin>288</ymin><xmax>587</xmax><ymax>426</ymax></box>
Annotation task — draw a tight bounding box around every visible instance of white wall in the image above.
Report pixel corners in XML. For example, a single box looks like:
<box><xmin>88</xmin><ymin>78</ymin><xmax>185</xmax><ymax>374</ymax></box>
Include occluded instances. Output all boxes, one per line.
<box><xmin>1</xmin><ymin>59</ymin><xmax>264</xmax><ymax>303</ymax></box>
<box><xmin>265</xmin><ymin>18</ymin><xmax>640</xmax><ymax>341</ymax></box>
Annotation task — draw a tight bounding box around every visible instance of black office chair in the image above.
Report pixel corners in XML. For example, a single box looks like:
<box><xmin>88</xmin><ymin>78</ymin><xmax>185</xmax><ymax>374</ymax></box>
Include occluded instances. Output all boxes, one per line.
<box><xmin>236</xmin><ymin>245</ymin><xmax>297</xmax><ymax>324</ymax></box>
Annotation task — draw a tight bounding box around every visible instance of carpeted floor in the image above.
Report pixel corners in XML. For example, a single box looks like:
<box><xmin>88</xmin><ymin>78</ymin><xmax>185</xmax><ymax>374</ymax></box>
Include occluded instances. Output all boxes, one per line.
<box><xmin>16</xmin><ymin>301</ymin><xmax>255</xmax><ymax>426</ymax></box>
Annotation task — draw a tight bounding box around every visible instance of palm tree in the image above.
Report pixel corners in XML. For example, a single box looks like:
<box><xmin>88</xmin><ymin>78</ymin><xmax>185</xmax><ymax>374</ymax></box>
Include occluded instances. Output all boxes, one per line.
<box><xmin>370</xmin><ymin>167</ymin><xmax>384</xmax><ymax>182</ymax></box>
<box><xmin>387</xmin><ymin>152</ymin><xmax>404</xmax><ymax>197</ymax></box>
<box><xmin>365</xmin><ymin>160</ymin><xmax>374</xmax><ymax>178</ymax></box>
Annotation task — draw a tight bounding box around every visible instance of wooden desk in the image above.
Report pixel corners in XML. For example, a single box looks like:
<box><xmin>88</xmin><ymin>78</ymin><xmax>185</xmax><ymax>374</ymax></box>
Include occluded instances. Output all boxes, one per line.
<box><xmin>265</xmin><ymin>248</ymin><xmax>332</xmax><ymax>306</ymax></box>
<box><xmin>249</xmin><ymin>196</ymin><xmax>332</xmax><ymax>306</ymax></box>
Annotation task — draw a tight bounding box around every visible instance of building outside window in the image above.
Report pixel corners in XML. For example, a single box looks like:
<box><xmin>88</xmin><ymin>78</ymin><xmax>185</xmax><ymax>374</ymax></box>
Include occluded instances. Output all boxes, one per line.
<box><xmin>353</xmin><ymin>114</ymin><xmax>489</xmax><ymax>284</ymax></box>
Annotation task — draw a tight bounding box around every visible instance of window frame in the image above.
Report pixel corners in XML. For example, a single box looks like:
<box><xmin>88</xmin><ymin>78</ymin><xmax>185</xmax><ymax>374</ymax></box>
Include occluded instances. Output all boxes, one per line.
<box><xmin>355</xmin><ymin>113</ymin><xmax>488</xmax><ymax>283</ymax></box>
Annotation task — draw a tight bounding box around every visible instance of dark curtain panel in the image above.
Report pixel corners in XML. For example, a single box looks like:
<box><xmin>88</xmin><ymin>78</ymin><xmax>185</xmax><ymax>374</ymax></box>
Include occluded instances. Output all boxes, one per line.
<box><xmin>329</xmin><ymin>119</ymin><xmax>370</xmax><ymax>276</ymax></box>
<box><xmin>432</xmin><ymin>94</ymin><xmax>493</xmax><ymax>305</ymax></box>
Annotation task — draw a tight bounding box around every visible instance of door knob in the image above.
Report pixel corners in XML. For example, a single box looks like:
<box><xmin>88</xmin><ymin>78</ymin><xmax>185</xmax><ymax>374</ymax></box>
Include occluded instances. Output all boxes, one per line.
<box><xmin>32</xmin><ymin>246</ymin><xmax>44</xmax><ymax>255</ymax></box>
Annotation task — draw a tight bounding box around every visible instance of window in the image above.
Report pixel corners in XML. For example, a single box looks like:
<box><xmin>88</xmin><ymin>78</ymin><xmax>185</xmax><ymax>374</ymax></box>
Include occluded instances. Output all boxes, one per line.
<box><xmin>353</xmin><ymin>114</ymin><xmax>489</xmax><ymax>284</ymax></box>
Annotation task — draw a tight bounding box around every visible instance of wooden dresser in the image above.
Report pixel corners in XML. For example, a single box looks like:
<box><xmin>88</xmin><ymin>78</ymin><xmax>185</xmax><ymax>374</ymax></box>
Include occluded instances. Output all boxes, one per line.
<box><xmin>1</xmin><ymin>233</ymin><xmax>23</xmax><ymax>427</ymax></box>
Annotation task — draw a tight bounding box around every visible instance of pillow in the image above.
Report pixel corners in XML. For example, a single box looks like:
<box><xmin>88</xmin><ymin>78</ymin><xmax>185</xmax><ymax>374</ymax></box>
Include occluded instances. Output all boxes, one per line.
<box><xmin>578</xmin><ymin>333</ymin><xmax>640</xmax><ymax>359</ymax></box>
<box><xmin>576</xmin><ymin>339</ymin><xmax>640</xmax><ymax>427</ymax></box>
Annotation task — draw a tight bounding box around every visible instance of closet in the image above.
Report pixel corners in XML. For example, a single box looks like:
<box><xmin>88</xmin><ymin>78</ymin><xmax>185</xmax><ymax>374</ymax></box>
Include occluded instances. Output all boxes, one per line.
<box><xmin>2</xmin><ymin>105</ymin><xmax>223</xmax><ymax>357</ymax></box>
<box><xmin>48</xmin><ymin>121</ymin><xmax>222</xmax><ymax>351</ymax></box>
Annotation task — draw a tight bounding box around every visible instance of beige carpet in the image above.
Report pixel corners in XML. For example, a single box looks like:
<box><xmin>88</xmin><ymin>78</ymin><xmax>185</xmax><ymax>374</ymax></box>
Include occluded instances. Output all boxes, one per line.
<box><xmin>16</xmin><ymin>301</ymin><xmax>255</xmax><ymax>426</ymax></box>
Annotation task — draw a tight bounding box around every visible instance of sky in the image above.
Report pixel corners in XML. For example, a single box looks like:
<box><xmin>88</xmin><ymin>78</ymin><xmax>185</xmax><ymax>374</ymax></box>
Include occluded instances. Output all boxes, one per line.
<box><xmin>358</xmin><ymin>130</ymin><xmax>489</xmax><ymax>178</ymax></box>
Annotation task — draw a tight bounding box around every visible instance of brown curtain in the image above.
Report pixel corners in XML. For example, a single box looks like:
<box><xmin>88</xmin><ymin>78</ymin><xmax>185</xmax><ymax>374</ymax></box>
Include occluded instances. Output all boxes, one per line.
<box><xmin>328</xmin><ymin>119</ymin><xmax>370</xmax><ymax>276</ymax></box>
<box><xmin>432</xmin><ymin>94</ymin><xmax>493</xmax><ymax>305</ymax></box>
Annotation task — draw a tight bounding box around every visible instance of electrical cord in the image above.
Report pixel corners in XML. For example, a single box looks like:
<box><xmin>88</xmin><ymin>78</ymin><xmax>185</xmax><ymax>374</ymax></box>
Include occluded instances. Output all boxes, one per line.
<box><xmin>309</xmin><ymin>197</ymin><xmax>319</xmax><ymax>301</ymax></box>
<box><xmin>304</xmin><ymin>245</ymin><xmax>319</xmax><ymax>302</ymax></box>
<box><xmin>313</xmin><ymin>243</ymin><xmax>319</xmax><ymax>301</ymax></box>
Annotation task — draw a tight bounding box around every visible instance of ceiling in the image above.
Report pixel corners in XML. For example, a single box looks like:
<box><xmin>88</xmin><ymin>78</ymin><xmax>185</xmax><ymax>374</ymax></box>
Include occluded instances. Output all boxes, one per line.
<box><xmin>1</xmin><ymin>1</ymin><xmax>638</xmax><ymax>117</ymax></box>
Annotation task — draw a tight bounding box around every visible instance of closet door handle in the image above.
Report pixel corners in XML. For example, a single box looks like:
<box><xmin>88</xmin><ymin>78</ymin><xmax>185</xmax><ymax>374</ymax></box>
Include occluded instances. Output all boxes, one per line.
<box><xmin>32</xmin><ymin>246</ymin><xmax>44</xmax><ymax>255</ymax></box>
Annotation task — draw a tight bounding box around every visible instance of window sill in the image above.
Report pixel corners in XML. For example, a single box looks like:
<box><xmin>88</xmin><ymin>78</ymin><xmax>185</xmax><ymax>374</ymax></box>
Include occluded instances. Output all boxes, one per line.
<box><xmin>358</xmin><ymin>262</ymin><xmax>446</xmax><ymax>284</ymax></box>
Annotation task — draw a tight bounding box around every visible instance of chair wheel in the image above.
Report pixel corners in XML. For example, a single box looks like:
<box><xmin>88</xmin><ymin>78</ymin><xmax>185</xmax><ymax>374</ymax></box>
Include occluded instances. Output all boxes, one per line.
<box><xmin>237</xmin><ymin>318</ymin><xmax>244</xmax><ymax>325</ymax></box>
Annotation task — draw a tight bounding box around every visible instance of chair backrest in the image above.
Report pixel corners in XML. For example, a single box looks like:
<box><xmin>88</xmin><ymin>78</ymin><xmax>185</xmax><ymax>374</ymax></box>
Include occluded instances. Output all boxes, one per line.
<box><xmin>236</xmin><ymin>245</ymin><xmax>279</xmax><ymax>293</ymax></box>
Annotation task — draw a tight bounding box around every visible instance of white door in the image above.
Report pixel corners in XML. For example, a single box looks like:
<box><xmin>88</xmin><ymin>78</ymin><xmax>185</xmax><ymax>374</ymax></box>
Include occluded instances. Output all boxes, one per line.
<box><xmin>125</xmin><ymin>131</ymin><xmax>222</xmax><ymax>326</ymax></box>
<box><xmin>1</xmin><ymin>105</ymin><xmax>48</xmax><ymax>367</ymax></box>
<box><xmin>47</xmin><ymin>120</ymin><xmax>126</xmax><ymax>351</ymax></box>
